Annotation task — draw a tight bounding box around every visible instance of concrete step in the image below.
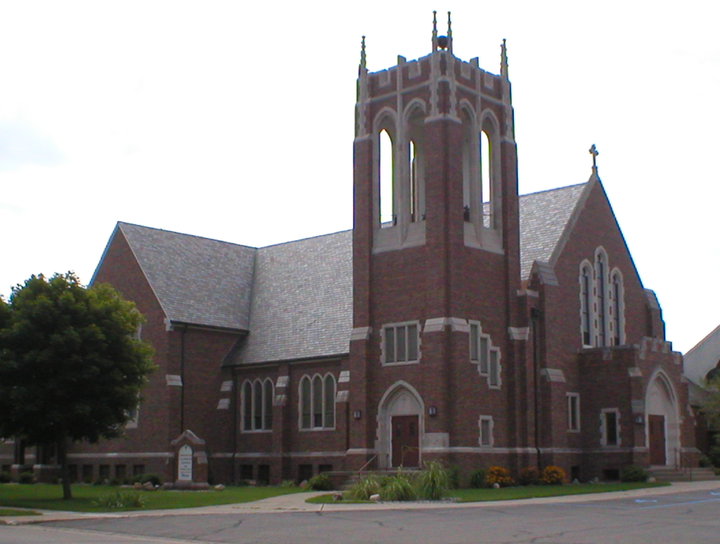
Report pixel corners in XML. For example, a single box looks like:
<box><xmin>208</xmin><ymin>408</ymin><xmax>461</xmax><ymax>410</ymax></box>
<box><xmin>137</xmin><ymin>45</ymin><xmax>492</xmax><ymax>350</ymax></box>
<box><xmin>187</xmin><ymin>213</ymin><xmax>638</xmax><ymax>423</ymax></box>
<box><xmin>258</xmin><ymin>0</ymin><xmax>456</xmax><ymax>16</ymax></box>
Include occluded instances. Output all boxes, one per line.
<box><xmin>324</xmin><ymin>469</ymin><xmax>421</xmax><ymax>490</ymax></box>
<box><xmin>649</xmin><ymin>467</ymin><xmax>719</xmax><ymax>482</ymax></box>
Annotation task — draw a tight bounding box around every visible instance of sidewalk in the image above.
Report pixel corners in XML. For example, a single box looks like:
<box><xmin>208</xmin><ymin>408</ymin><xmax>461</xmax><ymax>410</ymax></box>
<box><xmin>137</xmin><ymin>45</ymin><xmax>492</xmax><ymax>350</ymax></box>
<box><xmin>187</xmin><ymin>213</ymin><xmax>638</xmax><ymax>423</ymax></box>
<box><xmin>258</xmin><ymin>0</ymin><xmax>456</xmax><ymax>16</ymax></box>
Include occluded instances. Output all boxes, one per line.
<box><xmin>2</xmin><ymin>480</ymin><xmax>719</xmax><ymax>526</ymax></box>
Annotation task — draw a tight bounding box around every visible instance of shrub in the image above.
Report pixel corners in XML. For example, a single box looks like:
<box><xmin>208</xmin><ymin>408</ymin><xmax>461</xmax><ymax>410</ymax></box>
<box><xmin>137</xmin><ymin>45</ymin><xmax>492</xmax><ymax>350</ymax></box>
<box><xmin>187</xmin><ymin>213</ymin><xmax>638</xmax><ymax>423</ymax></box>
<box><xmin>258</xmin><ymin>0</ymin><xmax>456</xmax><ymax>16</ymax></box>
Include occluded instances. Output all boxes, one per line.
<box><xmin>620</xmin><ymin>465</ymin><xmax>648</xmax><ymax>483</ymax></box>
<box><xmin>416</xmin><ymin>461</ymin><xmax>450</xmax><ymax>500</ymax></box>
<box><xmin>347</xmin><ymin>475</ymin><xmax>382</xmax><ymax>500</ymax></box>
<box><xmin>133</xmin><ymin>473</ymin><xmax>162</xmax><ymax>486</ymax></box>
<box><xmin>447</xmin><ymin>465</ymin><xmax>461</xmax><ymax>489</ymax></box>
<box><xmin>469</xmin><ymin>469</ymin><xmax>487</xmax><ymax>488</ymax></box>
<box><xmin>93</xmin><ymin>491</ymin><xmax>145</xmax><ymax>509</ymax></box>
<box><xmin>540</xmin><ymin>465</ymin><xmax>566</xmax><ymax>485</ymax></box>
<box><xmin>708</xmin><ymin>438</ymin><xmax>720</xmax><ymax>467</ymax></box>
<box><xmin>0</xmin><ymin>471</ymin><xmax>11</xmax><ymax>483</ymax></box>
<box><xmin>381</xmin><ymin>474</ymin><xmax>416</xmax><ymax>501</ymax></box>
<box><xmin>485</xmin><ymin>466</ymin><xmax>514</xmax><ymax>487</ymax></box>
<box><xmin>699</xmin><ymin>455</ymin><xmax>712</xmax><ymax>468</ymax></box>
<box><xmin>18</xmin><ymin>472</ymin><xmax>35</xmax><ymax>484</ymax></box>
<box><xmin>308</xmin><ymin>473</ymin><xmax>333</xmax><ymax>491</ymax></box>
<box><xmin>280</xmin><ymin>480</ymin><xmax>297</xmax><ymax>488</ymax></box>
<box><xmin>518</xmin><ymin>466</ymin><xmax>540</xmax><ymax>486</ymax></box>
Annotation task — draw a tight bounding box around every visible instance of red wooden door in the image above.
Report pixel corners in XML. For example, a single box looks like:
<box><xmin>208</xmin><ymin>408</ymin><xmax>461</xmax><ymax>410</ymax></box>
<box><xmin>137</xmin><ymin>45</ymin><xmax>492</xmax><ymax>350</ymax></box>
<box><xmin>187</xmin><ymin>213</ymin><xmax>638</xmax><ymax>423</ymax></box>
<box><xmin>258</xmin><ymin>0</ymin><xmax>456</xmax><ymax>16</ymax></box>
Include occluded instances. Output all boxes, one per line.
<box><xmin>648</xmin><ymin>414</ymin><xmax>666</xmax><ymax>465</ymax></box>
<box><xmin>391</xmin><ymin>415</ymin><xmax>419</xmax><ymax>467</ymax></box>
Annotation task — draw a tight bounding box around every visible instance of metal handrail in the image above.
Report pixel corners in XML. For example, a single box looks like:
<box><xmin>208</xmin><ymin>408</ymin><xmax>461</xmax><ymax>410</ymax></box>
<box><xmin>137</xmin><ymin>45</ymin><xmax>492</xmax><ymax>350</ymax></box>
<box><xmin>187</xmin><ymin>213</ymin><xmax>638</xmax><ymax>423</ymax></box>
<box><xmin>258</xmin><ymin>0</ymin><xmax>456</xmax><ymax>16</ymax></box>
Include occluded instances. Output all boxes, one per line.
<box><xmin>356</xmin><ymin>454</ymin><xmax>378</xmax><ymax>475</ymax></box>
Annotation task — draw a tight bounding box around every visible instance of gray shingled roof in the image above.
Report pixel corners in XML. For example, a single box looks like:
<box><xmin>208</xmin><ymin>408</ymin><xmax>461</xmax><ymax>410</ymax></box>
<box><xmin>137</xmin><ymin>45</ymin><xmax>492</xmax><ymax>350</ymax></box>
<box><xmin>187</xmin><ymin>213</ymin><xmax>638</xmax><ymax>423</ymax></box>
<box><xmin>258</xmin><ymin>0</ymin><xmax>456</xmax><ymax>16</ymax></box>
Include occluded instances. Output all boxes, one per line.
<box><xmin>241</xmin><ymin>230</ymin><xmax>353</xmax><ymax>364</ymax></box>
<box><xmin>118</xmin><ymin>222</ymin><xmax>257</xmax><ymax>330</ymax></box>
<box><xmin>106</xmin><ymin>183</ymin><xmax>586</xmax><ymax>364</ymax></box>
<box><xmin>518</xmin><ymin>183</ymin><xmax>588</xmax><ymax>279</ymax></box>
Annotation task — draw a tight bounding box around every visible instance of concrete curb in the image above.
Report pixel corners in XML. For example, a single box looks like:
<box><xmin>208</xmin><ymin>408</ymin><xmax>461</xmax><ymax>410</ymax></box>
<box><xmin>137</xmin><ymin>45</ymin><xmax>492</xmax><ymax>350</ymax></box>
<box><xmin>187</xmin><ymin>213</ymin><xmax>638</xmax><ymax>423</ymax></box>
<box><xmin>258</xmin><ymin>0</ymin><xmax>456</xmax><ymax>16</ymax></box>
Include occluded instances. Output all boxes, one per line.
<box><xmin>2</xmin><ymin>481</ymin><xmax>719</xmax><ymax>525</ymax></box>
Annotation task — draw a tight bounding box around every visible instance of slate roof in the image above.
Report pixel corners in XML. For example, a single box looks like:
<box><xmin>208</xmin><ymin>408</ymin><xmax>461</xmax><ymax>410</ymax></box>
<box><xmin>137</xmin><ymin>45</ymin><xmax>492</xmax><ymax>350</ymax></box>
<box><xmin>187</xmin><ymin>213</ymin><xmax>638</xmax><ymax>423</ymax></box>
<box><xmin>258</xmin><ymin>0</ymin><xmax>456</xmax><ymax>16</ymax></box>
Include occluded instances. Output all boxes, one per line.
<box><xmin>241</xmin><ymin>230</ymin><xmax>353</xmax><ymax>364</ymax></box>
<box><xmin>116</xmin><ymin>222</ymin><xmax>257</xmax><ymax>331</ymax></box>
<box><xmin>103</xmin><ymin>183</ymin><xmax>588</xmax><ymax>364</ymax></box>
<box><xmin>518</xmin><ymin>182</ymin><xmax>588</xmax><ymax>279</ymax></box>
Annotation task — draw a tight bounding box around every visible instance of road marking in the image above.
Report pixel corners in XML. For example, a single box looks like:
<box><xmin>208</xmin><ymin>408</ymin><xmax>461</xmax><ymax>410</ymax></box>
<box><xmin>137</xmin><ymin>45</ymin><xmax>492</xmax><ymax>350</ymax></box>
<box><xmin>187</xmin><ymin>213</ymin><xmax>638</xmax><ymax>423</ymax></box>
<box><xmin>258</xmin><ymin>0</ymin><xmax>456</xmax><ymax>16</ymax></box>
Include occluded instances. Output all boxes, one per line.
<box><xmin>634</xmin><ymin>499</ymin><xmax>657</xmax><ymax>503</ymax></box>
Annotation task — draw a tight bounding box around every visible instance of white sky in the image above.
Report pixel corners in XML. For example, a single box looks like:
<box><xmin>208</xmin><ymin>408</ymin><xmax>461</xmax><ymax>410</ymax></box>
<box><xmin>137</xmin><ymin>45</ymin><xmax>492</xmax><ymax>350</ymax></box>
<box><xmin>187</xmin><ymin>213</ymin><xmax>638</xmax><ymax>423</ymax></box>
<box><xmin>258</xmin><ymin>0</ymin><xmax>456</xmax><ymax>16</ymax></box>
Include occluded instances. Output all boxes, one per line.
<box><xmin>1</xmin><ymin>1</ymin><xmax>718</xmax><ymax>353</ymax></box>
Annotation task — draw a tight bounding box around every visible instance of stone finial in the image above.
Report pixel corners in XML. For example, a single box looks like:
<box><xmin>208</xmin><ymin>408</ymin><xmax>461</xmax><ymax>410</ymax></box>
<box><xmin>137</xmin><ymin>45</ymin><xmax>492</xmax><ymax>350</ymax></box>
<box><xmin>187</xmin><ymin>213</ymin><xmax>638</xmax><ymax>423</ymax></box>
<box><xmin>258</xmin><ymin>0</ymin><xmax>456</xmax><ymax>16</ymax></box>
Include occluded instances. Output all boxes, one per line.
<box><xmin>432</xmin><ymin>10</ymin><xmax>438</xmax><ymax>50</ymax></box>
<box><xmin>360</xmin><ymin>35</ymin><xmax>366</xmax><ymax>70</ymax></box>
<box><xmin>447</xmin><ymin>11</ymin><xmax>453</xmax><ymax>53</ymax></box>
<box><xmin>501</xmin><ymin>38</ymin><xmax>509</xmax><ymax>79</ymax></box>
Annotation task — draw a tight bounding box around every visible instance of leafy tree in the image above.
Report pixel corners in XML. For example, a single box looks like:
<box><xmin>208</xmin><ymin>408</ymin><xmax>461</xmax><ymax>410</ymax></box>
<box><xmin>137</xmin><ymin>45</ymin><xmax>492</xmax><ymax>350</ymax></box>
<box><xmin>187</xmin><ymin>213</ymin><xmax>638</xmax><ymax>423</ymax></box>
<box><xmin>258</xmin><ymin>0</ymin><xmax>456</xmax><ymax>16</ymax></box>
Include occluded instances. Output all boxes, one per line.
<box><xmin>0</xmin><ymin>273</ymin><xmax>155</xmax><ymax>499</ymax></box>
<box><xmin>703</xmin><ymin>375</ymin><xmax>720</xmax><ymax>431</ymax></box>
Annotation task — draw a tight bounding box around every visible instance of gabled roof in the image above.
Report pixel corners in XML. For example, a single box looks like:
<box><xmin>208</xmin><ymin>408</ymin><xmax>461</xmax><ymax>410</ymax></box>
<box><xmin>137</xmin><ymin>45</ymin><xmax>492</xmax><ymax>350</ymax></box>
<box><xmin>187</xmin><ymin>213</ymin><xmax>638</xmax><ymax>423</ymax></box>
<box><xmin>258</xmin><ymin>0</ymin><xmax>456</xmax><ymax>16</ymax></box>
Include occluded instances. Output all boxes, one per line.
<box><xmin>111</xmin><ymin>222</ymin><xmax>257</xmax><ymax>331</ymax></box>
<box><xmin>97</xmin><ymin>182</ymin><xmax>588</xmax><ymax>363</ymax></box>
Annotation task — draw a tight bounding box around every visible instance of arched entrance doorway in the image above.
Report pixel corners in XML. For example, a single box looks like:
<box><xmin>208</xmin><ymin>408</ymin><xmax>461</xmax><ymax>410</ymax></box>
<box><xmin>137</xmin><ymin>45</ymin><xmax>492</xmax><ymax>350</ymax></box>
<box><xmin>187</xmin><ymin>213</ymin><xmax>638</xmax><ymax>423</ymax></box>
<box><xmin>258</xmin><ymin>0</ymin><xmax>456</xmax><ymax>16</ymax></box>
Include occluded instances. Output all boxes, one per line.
<box><xmin>645</xmin><ymin>370</ymin><xmax>680</xmax><ymax>466</ymax></box>
<box><xmin>376</xmin><ymin>382</ymin><xmax>424</xmax><ymax>469</ymax></box>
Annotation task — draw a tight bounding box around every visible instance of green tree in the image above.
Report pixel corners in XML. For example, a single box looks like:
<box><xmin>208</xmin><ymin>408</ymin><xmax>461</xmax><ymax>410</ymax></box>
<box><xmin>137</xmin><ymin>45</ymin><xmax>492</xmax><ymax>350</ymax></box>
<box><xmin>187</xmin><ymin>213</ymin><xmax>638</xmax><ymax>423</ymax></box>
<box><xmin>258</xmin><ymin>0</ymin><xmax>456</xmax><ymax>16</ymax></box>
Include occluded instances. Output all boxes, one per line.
<box><xmin>0</xmin><ymin>273</ymin><xmax>155</xmax><ymax>499</ymax></box>
<box><xmin>703</xmin><ymin>376</ymin><xmax>720</xmax><ymax>430</ymax></box>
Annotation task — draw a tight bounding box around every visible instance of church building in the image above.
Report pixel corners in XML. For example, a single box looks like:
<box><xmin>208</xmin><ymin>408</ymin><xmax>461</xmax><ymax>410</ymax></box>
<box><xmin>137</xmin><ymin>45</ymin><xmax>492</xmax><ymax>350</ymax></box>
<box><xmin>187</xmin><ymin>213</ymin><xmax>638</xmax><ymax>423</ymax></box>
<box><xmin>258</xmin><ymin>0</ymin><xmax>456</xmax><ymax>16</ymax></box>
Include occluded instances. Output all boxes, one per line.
<box><xmin>3</xmin><ymin>15</ymin><xmax>699</xmax><ymax>486</ymax></box>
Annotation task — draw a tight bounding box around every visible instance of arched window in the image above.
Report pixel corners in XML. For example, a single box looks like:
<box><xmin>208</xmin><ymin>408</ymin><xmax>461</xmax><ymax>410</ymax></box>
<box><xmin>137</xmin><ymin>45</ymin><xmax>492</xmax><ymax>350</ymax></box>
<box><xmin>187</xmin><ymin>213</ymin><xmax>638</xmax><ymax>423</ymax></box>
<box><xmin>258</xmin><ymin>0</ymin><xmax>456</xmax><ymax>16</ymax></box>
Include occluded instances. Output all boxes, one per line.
<box><xmin>480</xmin><ymin>129</ymin><xmax>492</xmax><ymax>228</ymax></box>
<box><xmin>611</xmin><ymin>271</ymin><xmax>624</xmax><ymax>346</ymax></box>
<box><xmin>580</xmin><ymin>263</ymin><xmax>593</xmax><ymax>346</ymax></box>
<box><xmin>243</xmin><ymin>381</ymin><xmax>252</xmax><ymax>430</ymax></box>
<box><xmin>263</xmin><ymin>379</ymin><xmax>273</xmax><ymax>430</ymax></box>
<box><xmin>242</xmin><ymin>379</ymin><xmax>274</xmax><ymax>432</ymax></box>
<box><xmin>253</xmin><ymin>381</ymin><xmax>263</xmax><ymax>429</ymax></box>
<box><xmin>312</xmin><ymin>375</ymin><xmax>323</xmax><ymax>427</ymax></box>
<box><xmin>379</xmin><ymin>129</ymin><xmax>394</xmax><ymax>227</ymax></box>
<box><xmin>300</xmin><ymin>377</ymin><xmax>311</xmax><ymax>429</ymax></box>
<box><xmin>299</xmin><ymin>374</ymin><xmax>336</xmax><ymax>430</ymax></box>
<box><xmin>595</xmin><ymin>250</ymin><xmax>608</xmax><ymax>346</ymax></box>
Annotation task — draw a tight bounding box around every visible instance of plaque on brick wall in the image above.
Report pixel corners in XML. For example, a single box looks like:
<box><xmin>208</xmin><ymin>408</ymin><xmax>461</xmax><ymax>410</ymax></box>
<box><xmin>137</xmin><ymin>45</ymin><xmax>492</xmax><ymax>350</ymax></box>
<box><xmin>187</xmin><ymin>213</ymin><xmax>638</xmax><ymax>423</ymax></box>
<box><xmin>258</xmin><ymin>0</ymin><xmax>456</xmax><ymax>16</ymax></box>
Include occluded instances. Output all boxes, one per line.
<box><xmin>178</xmin><ymin>445</ymin><xmax>193</xmax><ymax>481</ymax></box>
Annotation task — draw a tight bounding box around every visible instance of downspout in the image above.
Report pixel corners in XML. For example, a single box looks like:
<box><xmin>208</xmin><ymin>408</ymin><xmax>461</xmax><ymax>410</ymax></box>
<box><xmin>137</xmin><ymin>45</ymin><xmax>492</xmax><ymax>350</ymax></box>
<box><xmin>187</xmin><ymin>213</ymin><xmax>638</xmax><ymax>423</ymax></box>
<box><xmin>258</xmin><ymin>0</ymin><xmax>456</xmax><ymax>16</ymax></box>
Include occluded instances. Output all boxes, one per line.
<box><xmin>179</xmin><ymin>325</ymin><xmax>187</xmax><ymax>434</ymax></box>
<box><xmin>232</xmin><ymin>367</ymin><xmax>238</xmax><ymax>484</ymax></box>
<box><xmin>531</xmin><ymin>307</ymin><xmax>542</xmax><ymax>470</ymax></box>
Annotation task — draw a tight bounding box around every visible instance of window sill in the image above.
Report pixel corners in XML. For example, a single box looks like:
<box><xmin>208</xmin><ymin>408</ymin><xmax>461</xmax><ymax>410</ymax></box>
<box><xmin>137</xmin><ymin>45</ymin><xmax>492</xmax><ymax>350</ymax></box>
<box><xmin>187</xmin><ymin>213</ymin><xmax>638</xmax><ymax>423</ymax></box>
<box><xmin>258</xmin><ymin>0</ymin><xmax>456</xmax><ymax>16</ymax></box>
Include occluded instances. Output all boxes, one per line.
<box><xmin>299</xmin><ymin>427</ymin><xmax>336</xmax><ymax>432</ymax></box>
<box><xmin>240</xmin><ymin>429</ymin><xmax>272</xmax><ymax>434</ymax></box>
<box><xmin>382</xmin><ymin>360</ymin><xmax>420</xmax><ymax>367</ymax></box>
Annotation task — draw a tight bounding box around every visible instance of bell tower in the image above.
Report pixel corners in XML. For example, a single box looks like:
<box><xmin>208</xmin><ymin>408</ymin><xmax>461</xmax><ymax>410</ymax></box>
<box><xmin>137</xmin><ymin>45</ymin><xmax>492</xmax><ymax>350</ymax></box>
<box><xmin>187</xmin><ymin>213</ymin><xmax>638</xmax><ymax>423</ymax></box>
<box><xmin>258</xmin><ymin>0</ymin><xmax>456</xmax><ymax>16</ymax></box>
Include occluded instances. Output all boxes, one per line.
<box><xmin>348</xmin><ymin>13</ymin><xmax>525</xmax><ymax>470</ymax></box>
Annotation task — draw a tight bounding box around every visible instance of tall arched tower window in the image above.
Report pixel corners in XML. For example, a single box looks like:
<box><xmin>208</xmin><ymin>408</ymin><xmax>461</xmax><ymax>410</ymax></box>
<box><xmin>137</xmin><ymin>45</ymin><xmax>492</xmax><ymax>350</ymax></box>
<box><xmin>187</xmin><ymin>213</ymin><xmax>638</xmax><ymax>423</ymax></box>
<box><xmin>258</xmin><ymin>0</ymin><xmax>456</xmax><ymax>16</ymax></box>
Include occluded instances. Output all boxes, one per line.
<box><xmin>480</xmin><ymin>129</ymin><xmax>492</xmax><ymax>229</ymax></box>
<box><xmin>379</xmin><ymin>128</ymin><xmax>395</xmax><ymax>227</ymax></box>
<box><xmin>461</xmin><ymin>107</ymin><xmax>478</xmax><ymax>222</ymax></box>
<box><xmin>405</xmin><ymin>106</ymin><xmax>425</xmax><ymax>224</ymax></box>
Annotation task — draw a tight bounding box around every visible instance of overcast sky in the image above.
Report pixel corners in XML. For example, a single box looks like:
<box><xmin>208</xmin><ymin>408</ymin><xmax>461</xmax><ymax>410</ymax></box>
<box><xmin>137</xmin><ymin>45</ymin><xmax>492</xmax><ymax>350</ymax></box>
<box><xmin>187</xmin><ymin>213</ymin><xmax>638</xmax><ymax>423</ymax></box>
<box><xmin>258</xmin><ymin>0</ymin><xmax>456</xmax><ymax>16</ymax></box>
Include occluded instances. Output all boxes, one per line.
<box><xmin>1</xmin><ymin>1</ymin><xmax>718</xmax><ymax>353</ymax></box>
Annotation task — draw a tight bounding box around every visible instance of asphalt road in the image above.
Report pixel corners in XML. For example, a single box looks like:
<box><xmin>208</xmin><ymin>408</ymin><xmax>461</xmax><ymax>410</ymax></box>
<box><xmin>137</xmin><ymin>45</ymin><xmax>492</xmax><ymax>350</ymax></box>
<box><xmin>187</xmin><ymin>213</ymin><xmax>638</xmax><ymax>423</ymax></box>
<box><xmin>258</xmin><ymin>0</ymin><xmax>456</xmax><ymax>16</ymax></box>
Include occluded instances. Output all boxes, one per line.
<box><xmin>3</xmin><ymin>487</ymin><xmax>720</xmax><ymax>543</ymax></box>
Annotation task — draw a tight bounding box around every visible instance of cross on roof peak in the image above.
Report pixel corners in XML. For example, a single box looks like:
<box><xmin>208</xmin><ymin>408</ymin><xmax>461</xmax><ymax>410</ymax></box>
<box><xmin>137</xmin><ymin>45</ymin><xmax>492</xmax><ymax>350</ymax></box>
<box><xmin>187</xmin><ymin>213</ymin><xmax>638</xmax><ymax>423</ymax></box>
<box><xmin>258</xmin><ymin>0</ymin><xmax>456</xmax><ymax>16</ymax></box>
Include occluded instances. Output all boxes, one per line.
<box><xmin>589</xmin><ymin>144</ymin><xmax>599</xmax><ymax>169</ymax></box>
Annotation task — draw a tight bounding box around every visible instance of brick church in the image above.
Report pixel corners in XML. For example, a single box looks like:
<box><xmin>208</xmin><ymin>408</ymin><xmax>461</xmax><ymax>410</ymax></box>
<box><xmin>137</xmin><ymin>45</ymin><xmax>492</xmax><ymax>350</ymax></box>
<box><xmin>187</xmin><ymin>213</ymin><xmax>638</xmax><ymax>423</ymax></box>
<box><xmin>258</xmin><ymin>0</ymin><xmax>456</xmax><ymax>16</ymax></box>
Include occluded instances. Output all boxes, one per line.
<box><xmin>3</xmin><ymin>15</ymin><xmax>699</xmax><ymax>485</ymax></box>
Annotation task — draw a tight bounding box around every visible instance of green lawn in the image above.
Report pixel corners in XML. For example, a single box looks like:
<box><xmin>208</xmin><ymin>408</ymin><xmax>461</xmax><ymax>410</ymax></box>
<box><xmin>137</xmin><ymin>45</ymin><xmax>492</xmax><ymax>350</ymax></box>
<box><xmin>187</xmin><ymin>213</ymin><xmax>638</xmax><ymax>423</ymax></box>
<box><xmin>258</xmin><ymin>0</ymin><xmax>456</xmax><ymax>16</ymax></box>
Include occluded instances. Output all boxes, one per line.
<box><xmin>0</xmin><ymin>508</ymin><xmax>41</xmax><ymax>516</ymax></box>
<box><xmin>0</xmin><ymin>484</ymin><xmax>302</xmax><ymax>513</ymax></box>
<box><xmin>307</xmin><ymin>482</ymin><xmax>669</xmax><ymax>504</ymax></box>
<box><xmin>451</xmin><ymin>482</ymin><xmax>668</xmax><ymax>502</ymax></box>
